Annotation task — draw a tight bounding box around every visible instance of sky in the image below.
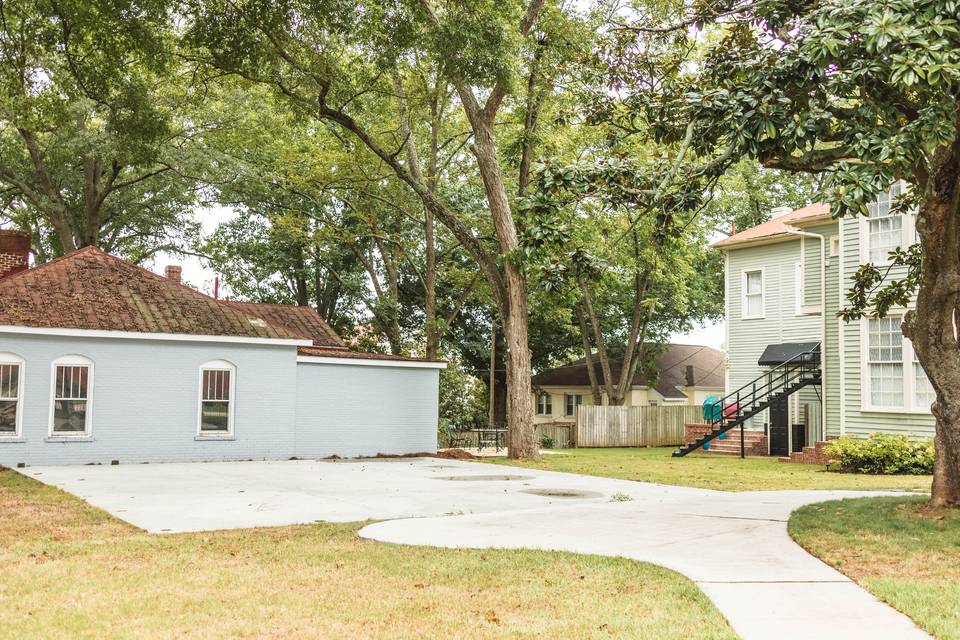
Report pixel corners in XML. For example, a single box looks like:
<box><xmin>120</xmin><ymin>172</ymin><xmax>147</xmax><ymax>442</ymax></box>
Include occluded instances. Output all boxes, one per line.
<box><xmin>152</xmin><ymin>205</ymin><xmax>727</xmax><ymax>351</ymax></box>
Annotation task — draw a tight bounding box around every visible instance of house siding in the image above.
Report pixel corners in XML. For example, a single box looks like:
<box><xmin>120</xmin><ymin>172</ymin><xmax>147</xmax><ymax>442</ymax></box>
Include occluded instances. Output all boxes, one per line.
<box><xmin>801</xmin><ymin>222</ymin><xmax>841</xmax><ymax>438</ymax></box>
<box><xmin>294</xmin><ymin>361</ymin><xmax>439</xmax><ymax>457</ymax></box>
<box><xmin>0</xmin><ymin>332</ymin><xmax>441</xmax><ymax>466</ymax></box>
<box><xmin>0</xmin><ymin>333</ymin><xmax>298</xmax><ymax>466</ymax></box>
<box><xmin>724</xmin><ymin>210</ymin><xmax>935</xmax><ymax>443</ymax></box>
<box><xmin>726</xmin><ymin>239</ymin><xmax>821</xmax><ymax>430</ymax></box>
<box><xmin>839</xmin><ymin>216</ymin><xmax>935</xmax><ymax>438</ymax></box>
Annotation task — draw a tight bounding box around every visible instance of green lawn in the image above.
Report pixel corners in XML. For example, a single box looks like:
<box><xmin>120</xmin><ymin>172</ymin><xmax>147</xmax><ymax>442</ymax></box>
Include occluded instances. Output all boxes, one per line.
<box><xmin>485</xmin><ymin>447</ymin><xmax>933</xmax><ymax>491</ymax></box>
<box><xmin>0</xmin><ymin>468</ymin><xmax>735</xmax><ymax>639</ymax></box>
<box><xmin>790</xmin><ymin>497</ymin><xmax>960</xmax><ymax>639</ymax></box>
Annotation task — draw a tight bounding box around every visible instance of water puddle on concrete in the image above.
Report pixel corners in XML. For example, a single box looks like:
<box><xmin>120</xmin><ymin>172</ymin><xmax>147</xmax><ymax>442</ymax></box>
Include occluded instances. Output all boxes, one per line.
<box><xmin>521</xmin><ymin>488</ymin><xmax>603</xmax><ymax>499</ymax></box>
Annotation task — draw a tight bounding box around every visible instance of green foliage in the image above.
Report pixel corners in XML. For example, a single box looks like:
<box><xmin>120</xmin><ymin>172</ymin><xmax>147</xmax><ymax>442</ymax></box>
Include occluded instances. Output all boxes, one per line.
<box><xmin>0</xmin><ymin>0</ymin><xmax>200</xmax><ymax>257</ymax></box>
<box><xmin>540</xmin><ymin>434</ymin><xmax>555</xmax><ymax>449</ymax></box>
<box><xmin>826</xmin><ymin>434</ymin><xmax>935</xmax><ymax>475</ymax></box>
<box><xmin>438</xmin><ymin>354</ymin><xmax>487</xmax><ymax>430</ymax></box>
<box><xmin>626</xmin><ymin>0</ymin><xmax>960</xmax><ymax>319</ymax></box>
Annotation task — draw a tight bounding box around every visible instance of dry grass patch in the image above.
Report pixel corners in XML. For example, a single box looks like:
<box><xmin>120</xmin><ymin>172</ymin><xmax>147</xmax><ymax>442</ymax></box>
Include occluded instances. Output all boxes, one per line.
<box><xmin>790</xmin><ymin>496</ymin><xmax>960</xmax><ymax>639</ymax></box>
<box><xmin>488</xmin><ymin>447</ymin><xmax>933</xmax><ymax>491</ymax></box>
<box><xmin>0</xmin><ymin>468</ymin><xmax>736</xmax><ymax>639</ymax></box>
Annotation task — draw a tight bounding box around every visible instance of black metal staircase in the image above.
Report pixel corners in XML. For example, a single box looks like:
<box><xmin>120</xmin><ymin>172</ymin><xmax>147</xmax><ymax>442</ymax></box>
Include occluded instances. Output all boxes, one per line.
<box><xmin>673</xmin><ymin>346</ymin><xmax>822</xmax><ymax>458</ymax></box>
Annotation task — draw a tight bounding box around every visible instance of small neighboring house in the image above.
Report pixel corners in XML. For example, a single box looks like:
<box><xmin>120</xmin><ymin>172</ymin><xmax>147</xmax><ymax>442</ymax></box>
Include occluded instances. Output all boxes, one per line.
<box><xmin>0</xmin><ymin>230</ymin><xmax>444</xmax><ymax>467</ymax></box>
<box><xmin>530</xmin><ymin>344</ymin><xmax>726</xmax><ymax>425</ymax></box>
<box><xmin>705</xmin><ymin>182</ymin><xmax>934</xmax><ymax>459</ymax></box>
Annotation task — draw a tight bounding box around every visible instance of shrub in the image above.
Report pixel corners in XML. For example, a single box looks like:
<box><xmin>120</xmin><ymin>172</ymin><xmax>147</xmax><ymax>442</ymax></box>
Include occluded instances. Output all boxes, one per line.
<box><xmin>825</xmin><ymin>434</ymin><xmax>934</xmax><ymax>475</ymax></box>
<box><xmin>540</xmin><ymin>434</ymin><xmax>555</xmax><ymax>449</ymax></box>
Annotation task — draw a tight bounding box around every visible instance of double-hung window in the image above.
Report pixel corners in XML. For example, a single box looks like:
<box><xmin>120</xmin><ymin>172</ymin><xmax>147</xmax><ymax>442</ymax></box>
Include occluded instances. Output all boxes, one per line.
<box><xmin>866</xmin><ymin>182</ymin><xmax>905</xmax><ymax>264</ymax></box>
<box><xmin>536</xmin><ymin>392</ymin><xmax>552</xmax><ymax>416</ymax></box>
<box><xmin>564</xmin><ymin>393</ymin><xmax>582</xmax><ymax>417</ymax></box>
<box><xmin>913</xmin><ymin>352</ymin><xmax>935</xmax><ymax>409</ymax></box>
<box><xmin>199</xmin><ymin>361</ymin><xmax>235</xmax><ymax>435</ymax></box>
<box><xmin>0</xmin><ymin>354</ymin><xmax>24</xmax><ymax>437</ymax></box>
<box><xmin>50</xmin><ymin>356</ymin><xmax>93</xmax><ymax>436</ymax></box>
<box><xmin>865</xmin><ymin>317</ymin><xmax>932</xmax><ymax>412</ymax></box>
<box><xmin>867</xmin><ymin>317</ymin><xmax>903</xmax><ymax>408</ymax></box>
<box><xmin>742</xmin><ymin>269</ymin><xmax>764</xmax><ymax>319</ymax></box>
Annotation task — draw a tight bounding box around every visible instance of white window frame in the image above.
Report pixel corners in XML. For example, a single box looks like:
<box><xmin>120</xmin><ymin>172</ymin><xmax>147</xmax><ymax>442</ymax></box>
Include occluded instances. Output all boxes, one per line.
<box><xmin>794</xmin><ymin>262</ymin><xmax>821</xmax><ymax>315</ymax></box>
<box><xmin>564</xmin><ymin>393</ymin><xmax>582</xmax><ymax>417</ymax></box>
<box><xmin>860</xmin><ymin>315</ymin><xmax>931</xmax><ymax>413</ymax></box>
<box><xmin>0</xmin><ymin>352</ymin><xmax>25</xmax><ymax>439</ymax></box>
<box><xmin>794</xmin><ymin>262</ymin><xmax>805</xmax><ymax>315</ymax></box>
<box><xmin>197</xmin><ymin>360</ymin><xmax>236</xmax><ymax>438</ymax></box>
<box><xmin>860</xmin><ymin>181</ymin><xmax>913</xmax><ymax>266</ymax></box>
<box><xmin>741</xmin><ymin>267</ymin><xmax>765</xmax><ymax>320</ymax></box>
<box><xmin>48</xmin><ymin>355</ymin><xmax>94</xmax><ymax>438</ymax></box>
<box><xmin>535</xmin><ymin>391</ymin><xmax>552</xmax><ymax>416</ymax></box>
<box><xmin>829</xmin><ymin>235</ymin><xmax>840</xmax><ymax>258</ymax></box>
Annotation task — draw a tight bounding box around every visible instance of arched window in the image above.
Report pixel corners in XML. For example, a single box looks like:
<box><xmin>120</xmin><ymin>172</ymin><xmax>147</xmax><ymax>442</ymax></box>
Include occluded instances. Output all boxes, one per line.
<box><xmin>50</xmin><ymin>355</ymin><xmax>94</xmax><ymax>437</ymax></box>
<box><xmin>198</xmin><ymin>360</ymin><xmax>235</xmax><ymax>436</ymax></box>
<box><xmin>0</xmin><ymin>352</ymin><xmax>25</xmax><ymax>438</ymax></box>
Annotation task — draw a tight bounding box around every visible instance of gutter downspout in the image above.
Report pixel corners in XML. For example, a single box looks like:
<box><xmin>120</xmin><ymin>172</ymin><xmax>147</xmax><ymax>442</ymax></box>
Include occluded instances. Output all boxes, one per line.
<box><xmin>785</xmin><ymin>225</ymin><xmax>827</xmax><ymax>445</ymax></box>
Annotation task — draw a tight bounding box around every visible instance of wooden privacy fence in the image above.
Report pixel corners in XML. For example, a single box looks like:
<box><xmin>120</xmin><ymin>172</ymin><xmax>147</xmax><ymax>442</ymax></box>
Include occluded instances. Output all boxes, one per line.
<box><xmin>575</xmin><ymin>405</ymin><xmax>701</xmax><ymax>447</ymax></box>
<box><xmin>535</xmin><ymin>423</ymin><xmax>573</xmax><ymax>448</ymax></box>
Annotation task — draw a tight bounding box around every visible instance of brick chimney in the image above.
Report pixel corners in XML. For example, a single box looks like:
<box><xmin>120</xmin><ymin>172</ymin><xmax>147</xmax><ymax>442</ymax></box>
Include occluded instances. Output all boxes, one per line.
<box><xmin>685</xmin><ymin>365</ymin><xmax>696</xmax><ymax>387</ymax></box>
<box><xmin>164</xmin><ymin>265</ymin><xmax>182</xmax><ymax>284</ymax></box>
<box><xmin>0</xmin><ymin>229</ymin><xmax>31</xmax><ymax>280</ymax></box>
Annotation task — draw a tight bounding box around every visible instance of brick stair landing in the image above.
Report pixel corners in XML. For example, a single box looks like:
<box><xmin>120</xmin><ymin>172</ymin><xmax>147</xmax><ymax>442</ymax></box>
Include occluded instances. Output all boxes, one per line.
<box><xmin>778</xmin><ymin>439</ymin><xmax>832</xmax><ymax>465</ymax></box>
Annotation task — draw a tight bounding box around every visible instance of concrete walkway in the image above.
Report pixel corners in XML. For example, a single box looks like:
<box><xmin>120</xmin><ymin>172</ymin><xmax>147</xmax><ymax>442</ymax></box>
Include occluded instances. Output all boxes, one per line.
<box><xmin>20</xmin><ymin>458</ymin><xmax>929</xmax><ymax>639</ymax></box>
<box><xmin>359</xmin><ymin>472</ymin><xmax>930</xmax><ymax>640</ymax></box>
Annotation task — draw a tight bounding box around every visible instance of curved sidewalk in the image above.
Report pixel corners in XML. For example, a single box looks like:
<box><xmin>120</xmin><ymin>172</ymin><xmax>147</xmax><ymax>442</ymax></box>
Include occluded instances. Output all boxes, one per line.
<box><xmin>361</xmin><ymin>470</ymin><xmax>929</xmax><ymax>640</ymax></box>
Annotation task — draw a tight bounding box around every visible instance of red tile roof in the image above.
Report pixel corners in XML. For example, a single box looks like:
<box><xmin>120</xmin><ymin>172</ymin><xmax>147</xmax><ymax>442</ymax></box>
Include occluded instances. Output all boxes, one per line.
<box><xmin>0</xmin><ymin>247</ymin><xmax>308</xmax><ymax>341</ymax></box>
<box><xmin>712</xmin><ymin>204</ymin><xmax>831</xmax><ymax>249</ymax></box>
<box><xmin>222</xmin><ymin>301</ymin><xmax>345</xmax><ymax>348</ymax></box>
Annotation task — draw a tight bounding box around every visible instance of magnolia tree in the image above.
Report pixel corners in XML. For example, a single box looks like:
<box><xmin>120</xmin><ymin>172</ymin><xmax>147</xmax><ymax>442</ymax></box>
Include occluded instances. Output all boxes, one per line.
<box><xmin>626</xmin><ymin>0</ymin><xmax>960</xmax><ymax>504</ymax></box>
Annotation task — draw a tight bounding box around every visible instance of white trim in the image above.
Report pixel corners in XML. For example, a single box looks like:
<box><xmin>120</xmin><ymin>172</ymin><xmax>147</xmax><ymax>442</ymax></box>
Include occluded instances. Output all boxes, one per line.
<box><xmin>859</xmin><ymin>181</ymin><xmax>911</xmax><ymax>267</ymax></box>
<box><xmin>197</xmin><ymin>359</ymin><xmax>236</xmax><ymax>438</ymax></box>
<box><xmin>724</xmin><ymin>252</ymin><xmax>730</xmax><ymax>394</ymax></box>
<box><xmin>48</xmin><ymin>355</ymin><xmax>94</xmax><ymax>438</ymax></box>
<box><xmin>0</xmin><ymin>352</ymin><xmax>25</xmax><ymax>440</ymax></box>
<box><xmin>741</xmin><ymin>267</ymin><xmax>765</xmax><ymax>320</ymax></box>
<box><xmin>829</xmin><ymin>235</ymin><xmax>840</xmax><ymax>258</ymax></box>
<box><xmin>296</xmin><ymin>355</ymin><xmax>447</xmax><ymax>369</ymax></box>
<box><xmin>859</xmin><ymin>314</ymin><xmax>931</xmax><ymax>414</ymax></box>
<box><xmin>563</xmin><ymin>393</ymin><xmax>583</xmax><ymax>417</ymax></box>
<box><xmin>838</xmin><ymin>221</ymin><xmax>846</xmax><ymax>435</ymax></box>
<box><xmin>794</xmin><ymin>261</ymin><xmax>821</xmax><ymax>315</ymax></box>
<box><xmin>535</xmin><ymin>391</ymin><xmax>552</xmax><ymax>416</ymax></box>
<box><xmin>0</xmin><ymin>325</ymin><xmax>311</xmax><ymax>347</ymax></box>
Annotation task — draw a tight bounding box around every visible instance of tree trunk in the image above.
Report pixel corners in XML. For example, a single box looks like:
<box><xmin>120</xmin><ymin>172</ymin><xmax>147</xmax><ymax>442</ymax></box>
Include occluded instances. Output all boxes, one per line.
<box><xmin>424</xmin><ymin>93</ymin><xmax>441</xmax><ymax>360</ymax></box>
<box><xmin>469</xmin><ymin>118</ymin><xmax>538</xmax><ymax>459</ymax></box>
<box><xmin>905</xmin><ymin>128</ymin><xmax>960</xmax><ymax>506</ymax></box>
<box><xmin>575</xmin><ymin>305</ymin><xmax>603</xmax><ymax>405</ymax></box>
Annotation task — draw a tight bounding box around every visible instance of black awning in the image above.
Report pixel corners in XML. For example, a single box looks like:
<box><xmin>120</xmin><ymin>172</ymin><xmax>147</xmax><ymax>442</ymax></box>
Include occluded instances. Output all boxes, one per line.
<box><xmin>758</xmin><ymin>342</ymin><xmax>820</xmax><ymax>366</ymax></box>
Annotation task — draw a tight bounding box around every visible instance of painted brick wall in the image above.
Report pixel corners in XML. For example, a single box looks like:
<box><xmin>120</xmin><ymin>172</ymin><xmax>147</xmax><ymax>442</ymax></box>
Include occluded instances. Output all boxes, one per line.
<box><xmin>294</xmin><ymin>361</ymin><xmax>439</xmax><ymax>458</ymax></box>
<box><xmin>0</xmin><ymin>333</ymin><xmax>298</xmax><ymax>466</ymax></box>
<box><xmin>0</xmin><ymin>333</ymin><xmax>440</xmax><ymax>466</ymax></box>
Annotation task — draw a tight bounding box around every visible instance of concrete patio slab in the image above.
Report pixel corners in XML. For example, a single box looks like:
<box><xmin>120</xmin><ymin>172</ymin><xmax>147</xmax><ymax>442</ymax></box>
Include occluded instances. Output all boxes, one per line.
<box><xmin>18</xmin><ymin>458</ymin><xmax>930</xmax><ymax>639</ymax></box>
<box><xmin>18</xmin><ymin>457</ymin><xmax>701</xmax><ymax>533</ymax></box>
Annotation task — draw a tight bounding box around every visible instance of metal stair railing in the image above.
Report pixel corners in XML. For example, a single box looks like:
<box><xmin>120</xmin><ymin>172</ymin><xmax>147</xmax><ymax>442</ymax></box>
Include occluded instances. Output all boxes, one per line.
<box><xmin>673</xmin><ymin>345</ymin><xmax>821</xmax><ymax>458</ymax></box>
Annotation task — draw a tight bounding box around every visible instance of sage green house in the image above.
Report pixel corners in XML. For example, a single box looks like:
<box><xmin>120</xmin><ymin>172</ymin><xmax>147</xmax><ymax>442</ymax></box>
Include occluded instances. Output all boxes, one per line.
<box><xmin>715</xmin><ymin>184</ymin><xmax>934</xmax><ymax>456</ymax></box>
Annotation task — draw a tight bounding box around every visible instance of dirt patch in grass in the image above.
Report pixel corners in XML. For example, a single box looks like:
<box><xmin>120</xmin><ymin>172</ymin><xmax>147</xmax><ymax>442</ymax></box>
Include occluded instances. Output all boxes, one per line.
<box><xmin>0</xmin><ymin>468</ymin><xmax>735</xmax><ymax>640</ymax></box>
<box><xmin>790</xmin><ymin>496</ymin><xmax>960</xmax><ymax>639</ymax></box>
